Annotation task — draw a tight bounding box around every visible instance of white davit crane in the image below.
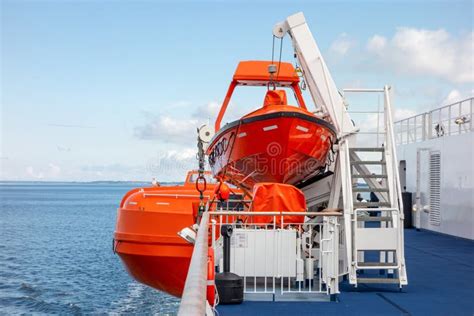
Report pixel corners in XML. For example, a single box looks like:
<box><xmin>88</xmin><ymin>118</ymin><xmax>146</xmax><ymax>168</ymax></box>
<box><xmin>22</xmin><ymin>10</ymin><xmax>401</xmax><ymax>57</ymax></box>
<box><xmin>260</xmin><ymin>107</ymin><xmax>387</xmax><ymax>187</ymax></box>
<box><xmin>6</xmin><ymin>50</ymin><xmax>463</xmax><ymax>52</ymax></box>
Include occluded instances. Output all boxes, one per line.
<box><xmin>274</xmin><ymin>12</ymin><xmax>407</xmax><ymax>287</ymax></box>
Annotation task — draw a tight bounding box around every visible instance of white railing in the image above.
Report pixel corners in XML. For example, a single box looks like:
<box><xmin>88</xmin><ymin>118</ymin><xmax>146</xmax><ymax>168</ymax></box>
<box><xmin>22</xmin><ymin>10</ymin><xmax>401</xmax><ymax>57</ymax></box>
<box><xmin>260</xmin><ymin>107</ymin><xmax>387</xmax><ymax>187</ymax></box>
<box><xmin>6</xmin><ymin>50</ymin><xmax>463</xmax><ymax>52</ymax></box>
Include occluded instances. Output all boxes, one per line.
<box><xmin>178</xmin><ymin>211</ymin><xmax>210</xmax><ymax>316</ymax></box>
<box><xmin>395</xmin><ymin>97</ymin><xmax>473</xmax><ymax>145</ymax></box>
<box><xmin>210</xmin><ymin>211</ymin><xmax>341</xmax><ymax>299</ymax></box>
<box><xmin>342</xmin><ymin>88</ymin><xmax>386</xmax><ymax>148</ymax></box>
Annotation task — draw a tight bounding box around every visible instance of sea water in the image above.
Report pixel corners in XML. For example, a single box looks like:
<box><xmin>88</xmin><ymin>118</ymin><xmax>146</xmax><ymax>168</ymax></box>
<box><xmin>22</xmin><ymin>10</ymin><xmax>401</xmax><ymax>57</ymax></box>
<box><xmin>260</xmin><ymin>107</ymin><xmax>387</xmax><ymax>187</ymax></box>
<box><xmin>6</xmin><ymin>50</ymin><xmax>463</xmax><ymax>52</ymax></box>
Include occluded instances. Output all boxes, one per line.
<box><xmin>0</xmin><ymin>182</ymin><xmax>179</xmax><ymax>315</ymax></box>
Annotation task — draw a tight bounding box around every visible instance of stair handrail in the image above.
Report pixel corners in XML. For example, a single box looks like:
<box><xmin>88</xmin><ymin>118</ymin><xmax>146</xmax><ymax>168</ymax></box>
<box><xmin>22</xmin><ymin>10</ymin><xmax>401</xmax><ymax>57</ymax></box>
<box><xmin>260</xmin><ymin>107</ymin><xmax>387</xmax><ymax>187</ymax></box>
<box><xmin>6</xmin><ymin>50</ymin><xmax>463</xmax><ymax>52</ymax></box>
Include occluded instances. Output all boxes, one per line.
<box><xmin>383</xmin><ymin>86</ymin><xmax>408</xmax><ymax>284</ymax></box>
<box><xmin>383</xmin><ymin>85</ymin><xmax>404</xmax><ymax>212</ymax></box>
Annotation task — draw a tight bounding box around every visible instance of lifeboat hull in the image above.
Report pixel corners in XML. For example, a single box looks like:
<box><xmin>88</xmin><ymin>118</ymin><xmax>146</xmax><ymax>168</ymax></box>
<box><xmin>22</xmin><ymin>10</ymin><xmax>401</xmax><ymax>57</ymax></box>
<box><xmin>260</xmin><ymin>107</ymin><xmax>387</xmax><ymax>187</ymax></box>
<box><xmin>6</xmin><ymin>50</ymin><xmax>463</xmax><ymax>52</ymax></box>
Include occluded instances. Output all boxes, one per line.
<box><xmin>117</xmin><ymin>243</ymin><xmax>192</xmax><ymax>298</ymax></box>
<box><xmin>207</xmin><ymin>110</ymin><xmax>336</xmax><ymax>189</ymax></box>
<box><xmin>114</xmin><ymin>177</ymin><xmax>216</xmax><ymax>297</ymax></box>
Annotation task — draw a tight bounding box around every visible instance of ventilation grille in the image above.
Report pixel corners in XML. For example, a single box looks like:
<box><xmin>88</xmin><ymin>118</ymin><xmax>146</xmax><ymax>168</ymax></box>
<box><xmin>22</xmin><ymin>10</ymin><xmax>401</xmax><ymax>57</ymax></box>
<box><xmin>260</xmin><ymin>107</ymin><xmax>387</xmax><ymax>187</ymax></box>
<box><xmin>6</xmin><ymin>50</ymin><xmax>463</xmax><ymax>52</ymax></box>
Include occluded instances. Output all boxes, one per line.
<box><xmin>429</xmin><ymin>152</ymin><xmax>441</xmax><ymax>226</ymax></box>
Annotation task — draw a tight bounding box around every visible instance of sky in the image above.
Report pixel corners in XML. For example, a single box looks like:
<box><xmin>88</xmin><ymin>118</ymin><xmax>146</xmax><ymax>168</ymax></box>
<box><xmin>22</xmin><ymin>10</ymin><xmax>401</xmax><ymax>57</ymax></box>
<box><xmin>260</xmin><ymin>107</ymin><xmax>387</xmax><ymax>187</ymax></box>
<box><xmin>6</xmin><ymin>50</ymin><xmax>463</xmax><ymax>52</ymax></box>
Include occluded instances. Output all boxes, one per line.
<box><xmin>1</xmin><ymin>0</ymin><xmax>473</xmax><ymax>181</ymax></box>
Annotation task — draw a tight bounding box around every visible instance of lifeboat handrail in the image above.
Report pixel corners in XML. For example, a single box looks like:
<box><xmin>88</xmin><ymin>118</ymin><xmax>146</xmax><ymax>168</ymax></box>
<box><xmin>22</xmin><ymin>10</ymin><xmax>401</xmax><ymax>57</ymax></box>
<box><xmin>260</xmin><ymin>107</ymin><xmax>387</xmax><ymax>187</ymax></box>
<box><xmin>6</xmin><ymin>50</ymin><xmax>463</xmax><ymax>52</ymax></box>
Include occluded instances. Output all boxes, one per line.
<box><xmin>210</xmin><ymin>211</ymin><xmax>343</xmax><ymax>217</ymax></box>
<box><xmin>214</xmin><ymin>61</ymin><xmax>308</xmax><ymax>131</ymax></box>
<box><xmin>178</xmin><ymin>211</ymin><xmax>210</xmax><ymax>315</ymax></box>
<box><xmin>142</xmin><ymin>193</ymin><xmax>211</xmax><ymax>199</ymax></box>
<box><xmin>209</xmin><ymin>199</ymin><xmax>253</xmax><ymax>203</ymax></box>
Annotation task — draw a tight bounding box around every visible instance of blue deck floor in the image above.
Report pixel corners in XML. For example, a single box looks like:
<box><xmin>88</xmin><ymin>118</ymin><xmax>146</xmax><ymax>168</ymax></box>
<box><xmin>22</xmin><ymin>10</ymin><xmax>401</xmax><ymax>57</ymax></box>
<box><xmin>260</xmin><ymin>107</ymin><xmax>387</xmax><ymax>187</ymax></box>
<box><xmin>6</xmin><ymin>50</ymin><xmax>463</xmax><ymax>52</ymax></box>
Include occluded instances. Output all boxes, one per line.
<box><xmin>217</xmin><ymin>229</ymin><xmax>474</xmax><ymax>315</ymax></box>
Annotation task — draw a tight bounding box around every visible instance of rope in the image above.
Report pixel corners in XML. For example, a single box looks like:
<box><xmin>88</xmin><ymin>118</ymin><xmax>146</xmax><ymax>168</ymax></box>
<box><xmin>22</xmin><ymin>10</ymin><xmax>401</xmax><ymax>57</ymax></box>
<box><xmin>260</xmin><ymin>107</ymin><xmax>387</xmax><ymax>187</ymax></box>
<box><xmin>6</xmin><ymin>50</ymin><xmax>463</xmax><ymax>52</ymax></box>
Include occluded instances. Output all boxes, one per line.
<box><xmin>271</xmin><ymin>35</ymin><xmax>275</xmax><ymax>64</ymax></box>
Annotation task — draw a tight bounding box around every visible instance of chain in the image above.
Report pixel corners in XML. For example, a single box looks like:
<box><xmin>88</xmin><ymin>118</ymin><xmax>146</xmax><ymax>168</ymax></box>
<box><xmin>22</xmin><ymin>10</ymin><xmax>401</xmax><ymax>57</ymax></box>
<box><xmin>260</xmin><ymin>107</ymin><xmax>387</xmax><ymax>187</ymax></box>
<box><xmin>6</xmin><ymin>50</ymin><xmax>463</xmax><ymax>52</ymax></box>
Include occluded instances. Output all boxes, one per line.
<box><xmin>196</xmin><ymin>131</ymin><xmax>207</xmax><ymax>219</ymax></box>
<box><xmin>293</xmin><ymin>50</ymin><xmax>307</xmax><ymax>91</ymax></box>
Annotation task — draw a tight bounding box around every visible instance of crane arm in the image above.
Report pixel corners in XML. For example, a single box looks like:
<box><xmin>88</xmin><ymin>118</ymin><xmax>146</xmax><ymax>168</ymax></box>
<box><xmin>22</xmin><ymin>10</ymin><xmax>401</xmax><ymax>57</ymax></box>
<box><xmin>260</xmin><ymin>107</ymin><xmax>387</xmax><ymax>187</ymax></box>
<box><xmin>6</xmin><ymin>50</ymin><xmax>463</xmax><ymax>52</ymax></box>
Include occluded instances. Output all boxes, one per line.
<box><xmin>274</xmin><ymin>12</ymin><xmax>356</xmax><ymax>136</ymax></box>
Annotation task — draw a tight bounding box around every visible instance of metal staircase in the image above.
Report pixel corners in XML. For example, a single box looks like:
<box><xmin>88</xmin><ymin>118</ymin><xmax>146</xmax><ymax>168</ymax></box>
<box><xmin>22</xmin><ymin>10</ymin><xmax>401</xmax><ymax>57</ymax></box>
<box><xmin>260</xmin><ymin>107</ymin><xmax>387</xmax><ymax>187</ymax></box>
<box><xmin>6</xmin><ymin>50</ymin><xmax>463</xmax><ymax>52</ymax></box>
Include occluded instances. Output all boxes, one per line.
<box><xmin>273</xmin><ymin>12</ymin><xmax>407</xmax><ymax>289</ymax></box>
<box><xmin>343</xmin><ymin>88</ymin><xmax>408</xmax><ymax>288</ymax></box>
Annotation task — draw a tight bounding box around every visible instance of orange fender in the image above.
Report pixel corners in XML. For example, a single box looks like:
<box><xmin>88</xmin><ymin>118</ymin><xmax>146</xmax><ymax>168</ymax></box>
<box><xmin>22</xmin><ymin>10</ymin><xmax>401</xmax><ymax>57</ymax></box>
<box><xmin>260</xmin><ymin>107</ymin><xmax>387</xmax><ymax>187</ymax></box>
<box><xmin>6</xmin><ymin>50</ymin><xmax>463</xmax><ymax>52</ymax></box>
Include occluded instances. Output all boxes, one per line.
<box><xmin>207</xmin><ymin>247</ymin><xmax>216</xmax><ymax>306</ymax></box>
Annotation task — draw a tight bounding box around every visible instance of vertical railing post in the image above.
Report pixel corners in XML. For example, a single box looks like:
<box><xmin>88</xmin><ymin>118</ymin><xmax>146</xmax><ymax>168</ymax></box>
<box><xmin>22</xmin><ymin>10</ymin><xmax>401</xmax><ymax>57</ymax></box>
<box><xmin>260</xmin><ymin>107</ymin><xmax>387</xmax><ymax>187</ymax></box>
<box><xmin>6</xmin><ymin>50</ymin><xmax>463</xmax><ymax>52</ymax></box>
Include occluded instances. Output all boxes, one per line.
<box><xmin>448</xmin><ymin>104</ymin><xmax>452</xmax><ymax>135</ymax></box>
<box><xmin>470</xmin><ymin>98</ymin><xmax>473</xmax><ymax>131</ymax></box>
<box><xmin>422</xmin><ymin>113</ymin><xmax>427</xmax><ymax>141</ymax></box>
<box><xmin>458</xmin><ymin>102</ymin><xmax>462</xmax><ymax>135</ymax></box>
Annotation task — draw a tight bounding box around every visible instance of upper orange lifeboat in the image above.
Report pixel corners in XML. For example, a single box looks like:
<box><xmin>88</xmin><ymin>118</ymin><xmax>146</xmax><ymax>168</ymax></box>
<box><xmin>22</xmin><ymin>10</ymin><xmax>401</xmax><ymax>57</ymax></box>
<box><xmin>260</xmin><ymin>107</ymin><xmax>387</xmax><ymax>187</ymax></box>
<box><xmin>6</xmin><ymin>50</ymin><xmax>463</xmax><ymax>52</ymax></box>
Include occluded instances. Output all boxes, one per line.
<box><xmin>206</xmin><ymin>61</ymin><xmax>337</xmax><ymax>190</ymax></box>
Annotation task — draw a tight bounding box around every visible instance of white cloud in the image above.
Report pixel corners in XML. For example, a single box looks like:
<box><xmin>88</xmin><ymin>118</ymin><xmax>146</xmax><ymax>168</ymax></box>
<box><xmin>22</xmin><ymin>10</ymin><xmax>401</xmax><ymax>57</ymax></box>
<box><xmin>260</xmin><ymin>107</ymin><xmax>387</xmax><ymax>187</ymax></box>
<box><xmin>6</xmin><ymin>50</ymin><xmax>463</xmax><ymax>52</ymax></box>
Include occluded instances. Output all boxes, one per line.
<box><xmin>438</xmin><ymin>88</ymin><xmax>473</xmax><ymax>109</ymax></box>
<box><xmin>367</xmin><ymin>35</ymin><xmax>387</xmax><ymax>52</ymax></box>
<box><xmin>26</xmin><ymin>166</ymin><xmax>34</xmax><ymax>177</ymax></box>
<box><xmin>394</xmin><ymin>108</ymin><xmax>417</xmax><ymax>121</ymax></box>
<box><xmin>24</xmin><ymin>163</ymin><xmax>61</xmax><ymax>179</ymax></box>
<box><xmin>366</xmin><ymin>28</ymin><xmax>473</xmax><ymax>83</ymax></box>
<box><xmin>192</xmin><ymin>101</ymin><xmax>221</xmax><ymax>122</ymax></box>
<box><xmin>48</xmin><ymin>163</ymin><xmax>61</xmax><ymax>177</ymax></box>
<box><xmin>358</xmin><ymin>108</ymin><xmax>416</xmax><ymax>134</ymax></box>
<box><xmin>134</xmin><ymin>115</ymin><xmax>198</xmax><ymax>143</ymax></box>
<box><xmin>76</xmin><ymin>149</ymin><xmax>199</xmax><ymax>182</ymax></box>
<box><xmin>26</xmin><ymin>166</ymin><xmax>44</xmax><ymax>179</ymax></box>
<box><xmin>79</xmin><ymin>163</ymin><xmax>150</xmax><ymax>181</ymax></box>
<box><xmin>57</xmin><ymin>146</ymin><xmax>71</xmax><ymax>152</ymax></box>
<box><xmin>135</xmin><ymin>101</ymin><xmax>226</xmax><ymax>143</ymax></box>
<box><xmin>441</xmin><ymin>89</ymin><xmax>463</xmax><ymax>106</ymax></box>
<box><xmin>165</xmin><ymin>148</ymin><xmax>196</xmax><ymax>161</ymax></box>
<box><xmin>145</xmin><ymin>148</ymin><xmax>199</xmax><ymax>181</ymax></box>
<box><xmin>329</xmin><ymin>33</ymin><xmax>355</xmax><ymax>56</ymax></box>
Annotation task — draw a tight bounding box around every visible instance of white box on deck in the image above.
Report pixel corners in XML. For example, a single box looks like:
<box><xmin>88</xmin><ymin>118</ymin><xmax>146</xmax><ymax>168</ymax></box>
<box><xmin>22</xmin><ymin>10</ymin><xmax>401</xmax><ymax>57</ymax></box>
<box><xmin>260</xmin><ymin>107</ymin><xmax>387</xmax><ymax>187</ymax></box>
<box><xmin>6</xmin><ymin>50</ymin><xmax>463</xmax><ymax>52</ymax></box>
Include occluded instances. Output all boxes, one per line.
<box><xmin>230</xmin><ymin>228</ymin><xmax>297</xmax><ymax>277</ymax></box>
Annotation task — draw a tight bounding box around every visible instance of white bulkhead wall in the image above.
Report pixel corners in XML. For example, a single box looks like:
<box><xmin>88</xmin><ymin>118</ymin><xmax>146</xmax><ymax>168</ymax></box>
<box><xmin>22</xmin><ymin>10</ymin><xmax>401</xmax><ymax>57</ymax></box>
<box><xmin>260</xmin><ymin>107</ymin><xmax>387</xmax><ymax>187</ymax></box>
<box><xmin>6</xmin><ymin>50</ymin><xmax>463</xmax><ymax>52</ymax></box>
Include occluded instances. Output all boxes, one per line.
<box><xmin>397</xmin><ymin>132</ymin><xmax>474</xmax><ymax>240</ymax></box>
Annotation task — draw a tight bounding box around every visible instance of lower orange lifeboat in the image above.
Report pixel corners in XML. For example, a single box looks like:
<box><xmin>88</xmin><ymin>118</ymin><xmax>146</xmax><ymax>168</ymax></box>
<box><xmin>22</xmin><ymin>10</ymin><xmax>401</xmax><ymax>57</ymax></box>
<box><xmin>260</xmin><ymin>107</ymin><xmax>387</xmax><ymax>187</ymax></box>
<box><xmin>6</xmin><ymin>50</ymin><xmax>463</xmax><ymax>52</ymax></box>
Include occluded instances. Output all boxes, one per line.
<box><xmin>114</xmin><ymin>171</ymin><xmax>238</xmax><ymax>297</ymax></box>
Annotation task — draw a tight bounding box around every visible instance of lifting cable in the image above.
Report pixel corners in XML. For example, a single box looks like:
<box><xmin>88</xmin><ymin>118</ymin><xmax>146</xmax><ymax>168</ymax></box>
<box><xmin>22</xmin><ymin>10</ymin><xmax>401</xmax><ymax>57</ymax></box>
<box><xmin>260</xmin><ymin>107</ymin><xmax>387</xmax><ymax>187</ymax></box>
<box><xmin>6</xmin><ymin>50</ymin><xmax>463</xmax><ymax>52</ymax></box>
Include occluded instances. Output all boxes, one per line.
<box><xmin>276</xmin><ymin>36</ymin><xmax>283</xmax><ymax>81</ymax></box>
<box><xmin>269</xmin><ymin>35</ymin><xmax>283</xmax><ymax>90</ymax></box>
<box><xmin>268</xmin><ymin>35</ymin><xmax>277</xmax><ymax>90</ymax></box>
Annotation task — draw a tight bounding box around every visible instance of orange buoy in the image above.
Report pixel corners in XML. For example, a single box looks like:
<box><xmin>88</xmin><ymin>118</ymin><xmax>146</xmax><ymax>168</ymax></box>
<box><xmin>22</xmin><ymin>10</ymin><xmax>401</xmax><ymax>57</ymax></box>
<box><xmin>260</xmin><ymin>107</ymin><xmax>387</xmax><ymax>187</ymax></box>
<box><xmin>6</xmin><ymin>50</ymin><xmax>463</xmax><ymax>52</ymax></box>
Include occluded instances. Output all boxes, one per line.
<box><xmin>207</xmin><ymin>247</ymin><xmax>216</xmax><ymax>306</ymax></box>
<box><xmin>215</xmin><ymin>181</ymin><xmax>231</xmax><ymax>201</ymax></box>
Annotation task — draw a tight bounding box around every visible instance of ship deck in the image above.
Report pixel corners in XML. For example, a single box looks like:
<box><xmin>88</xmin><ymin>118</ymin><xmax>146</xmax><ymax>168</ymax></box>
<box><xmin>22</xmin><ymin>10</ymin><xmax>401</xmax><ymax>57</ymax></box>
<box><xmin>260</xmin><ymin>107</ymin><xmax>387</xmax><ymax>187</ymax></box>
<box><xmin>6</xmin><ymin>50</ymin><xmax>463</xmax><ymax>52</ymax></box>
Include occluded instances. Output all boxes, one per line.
<box><xmin>217</xmin><ymin>228</ymin><xmax>474</xmax><ymax>315</ymax></box>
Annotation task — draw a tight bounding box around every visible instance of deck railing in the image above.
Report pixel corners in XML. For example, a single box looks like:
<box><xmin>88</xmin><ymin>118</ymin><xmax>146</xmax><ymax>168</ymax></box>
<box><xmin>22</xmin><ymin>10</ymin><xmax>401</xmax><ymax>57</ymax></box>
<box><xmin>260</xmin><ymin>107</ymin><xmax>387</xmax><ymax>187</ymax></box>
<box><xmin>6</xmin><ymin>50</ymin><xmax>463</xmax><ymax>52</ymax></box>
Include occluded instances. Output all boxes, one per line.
<box><xmin>210</xmin><ymin>211</ymin><xmax>342</xmax><ymax>299</ymax></box>
<box><xmin>395</xmin><ymin>97</ymin><xmax>473</xmax><ymax>145</ymax></box>
<box><xmin>177</xmin><ymin>211</ymin><xmax>210</xmax><ymax>316</ymax></box>
<box><xmin>178</xmin><ymin>209</ymin><xmax>343</xmax><ymax>314</ymax></box>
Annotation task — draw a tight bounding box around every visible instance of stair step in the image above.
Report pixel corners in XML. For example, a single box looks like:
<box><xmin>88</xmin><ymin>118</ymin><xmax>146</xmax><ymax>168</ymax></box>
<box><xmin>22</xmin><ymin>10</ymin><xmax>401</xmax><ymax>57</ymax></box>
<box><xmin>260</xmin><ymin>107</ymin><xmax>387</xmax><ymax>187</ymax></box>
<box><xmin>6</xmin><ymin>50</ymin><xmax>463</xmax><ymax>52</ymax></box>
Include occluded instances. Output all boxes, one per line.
<box><xmin>351</xmin><ymin>161</ymin><xmax>386</xmax><ymax>165</ymax></box>
<box><xmin>353</xmin><ymin>187</ymin><xmax>389</xmax><ymax>192</ymax></box>
<box><xmin>354</xmin><ymin>202</ymin><xmax>391</xmax><ymax>208</ymax></box>
<box><xmin>350</xmin><ymin>147</ymin><xmax>385</xmax><ymax>152</ymax></box>
<box><xmin>352</xmin><ymin>174</ymin><xmax>387</xmax><ymax>179</ymax></box>
<box><xmin>356</xmin><ymin>215</ymin><xmax>393</xmax><ymax>222</ymax></box>
<box><xmin>357</xmin><ymin>262</ymin><xmax>397</xmax><ymax>267</ymax></box>
<box><xmin>357</xmin><ymin>277</ymin><xmax>400</xmax><ymax>284</ymax></box>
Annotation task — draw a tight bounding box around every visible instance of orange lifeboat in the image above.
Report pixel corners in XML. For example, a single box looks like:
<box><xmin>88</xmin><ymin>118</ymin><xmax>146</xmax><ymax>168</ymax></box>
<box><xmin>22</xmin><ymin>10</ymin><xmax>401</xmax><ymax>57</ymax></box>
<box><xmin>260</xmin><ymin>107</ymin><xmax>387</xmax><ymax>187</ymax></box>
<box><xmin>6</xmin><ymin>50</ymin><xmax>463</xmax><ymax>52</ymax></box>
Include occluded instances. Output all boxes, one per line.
<box><xmin>207</xmin><ymin>61</ymin><xmax>337</xmax><ymax>190</ymax></box>
<box><xmin>114</xmin><ymin>171</ymin><xmax>240</xmax><ymax>297</ymax></box>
